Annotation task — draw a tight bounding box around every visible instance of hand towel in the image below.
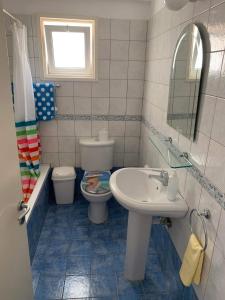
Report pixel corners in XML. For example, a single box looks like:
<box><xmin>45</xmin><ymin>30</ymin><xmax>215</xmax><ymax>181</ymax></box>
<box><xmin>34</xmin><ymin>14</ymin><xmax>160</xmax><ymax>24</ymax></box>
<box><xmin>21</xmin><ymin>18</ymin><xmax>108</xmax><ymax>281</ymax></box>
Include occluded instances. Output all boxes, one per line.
<box><xmin>179</xmin><ymin>233</ymin><xmax>204</xmax><ymax>287</ymax></box>
<box><xmin>33</xmin><ymin>82</ymin><xmax>56</xmax><ymax>121</ymax></box>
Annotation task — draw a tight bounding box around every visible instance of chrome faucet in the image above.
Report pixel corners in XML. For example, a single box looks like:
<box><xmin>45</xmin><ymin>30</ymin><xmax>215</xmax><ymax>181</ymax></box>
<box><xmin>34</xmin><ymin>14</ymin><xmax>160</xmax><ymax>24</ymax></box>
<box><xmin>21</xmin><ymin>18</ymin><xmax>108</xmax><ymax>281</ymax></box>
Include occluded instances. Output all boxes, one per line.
<box><xmin>148</xmin><ymin>169</ymin><xmax>169</xmax><ymax>186</ymax></box>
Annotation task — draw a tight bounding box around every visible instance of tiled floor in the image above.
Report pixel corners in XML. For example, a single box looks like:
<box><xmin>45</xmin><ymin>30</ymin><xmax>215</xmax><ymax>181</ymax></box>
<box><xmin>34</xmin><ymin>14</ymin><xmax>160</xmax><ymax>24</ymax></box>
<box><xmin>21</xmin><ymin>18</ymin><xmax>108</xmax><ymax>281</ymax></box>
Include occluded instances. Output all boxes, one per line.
<box><xmin>32</xmin><ymin>196</ymin><xmax>196</xmax><ymax>300</ymax></box>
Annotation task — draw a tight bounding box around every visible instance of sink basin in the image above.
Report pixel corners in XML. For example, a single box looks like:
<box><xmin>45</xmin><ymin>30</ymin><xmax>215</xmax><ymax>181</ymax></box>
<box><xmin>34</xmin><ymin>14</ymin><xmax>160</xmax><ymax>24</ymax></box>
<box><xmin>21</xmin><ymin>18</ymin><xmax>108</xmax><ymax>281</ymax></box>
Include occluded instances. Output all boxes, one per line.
<box><xmin>109</xmin><ymin>167</ymin><xmax>188</xmax><ymax>281</ymax></box>
<box><xmin>110</xmin><ymin>168</ymin><xmax>188</xmax><ymax>217</ymax></box>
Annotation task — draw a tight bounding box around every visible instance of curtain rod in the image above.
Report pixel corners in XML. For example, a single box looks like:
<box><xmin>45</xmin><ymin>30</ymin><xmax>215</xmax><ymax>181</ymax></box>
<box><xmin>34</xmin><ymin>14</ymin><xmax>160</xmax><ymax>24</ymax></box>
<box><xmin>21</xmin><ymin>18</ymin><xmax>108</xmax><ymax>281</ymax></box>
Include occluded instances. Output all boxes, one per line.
<box><xmin>2</xmin><ymin>9</ymin><xmax>22</xmax><ymax>25</ymax></box>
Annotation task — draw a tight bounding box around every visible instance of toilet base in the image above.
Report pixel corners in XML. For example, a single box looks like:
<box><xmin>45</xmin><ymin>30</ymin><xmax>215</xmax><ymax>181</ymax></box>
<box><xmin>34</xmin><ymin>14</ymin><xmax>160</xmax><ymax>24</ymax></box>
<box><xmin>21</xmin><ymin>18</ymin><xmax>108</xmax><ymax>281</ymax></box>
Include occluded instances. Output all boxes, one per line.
<box><xmin>88</xmin><ymin>202</ymin><xmax>108</xmax><ymax>224</ymax></box>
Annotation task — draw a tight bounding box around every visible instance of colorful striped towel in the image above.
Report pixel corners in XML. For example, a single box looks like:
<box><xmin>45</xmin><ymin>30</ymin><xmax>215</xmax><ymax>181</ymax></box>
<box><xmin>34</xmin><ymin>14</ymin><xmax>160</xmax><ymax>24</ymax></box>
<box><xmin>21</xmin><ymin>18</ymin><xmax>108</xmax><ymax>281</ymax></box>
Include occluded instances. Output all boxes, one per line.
<box><xmin>16</xmin><ymin>120</ymin><xmax>41</xmax><ymax>203</ymax></box>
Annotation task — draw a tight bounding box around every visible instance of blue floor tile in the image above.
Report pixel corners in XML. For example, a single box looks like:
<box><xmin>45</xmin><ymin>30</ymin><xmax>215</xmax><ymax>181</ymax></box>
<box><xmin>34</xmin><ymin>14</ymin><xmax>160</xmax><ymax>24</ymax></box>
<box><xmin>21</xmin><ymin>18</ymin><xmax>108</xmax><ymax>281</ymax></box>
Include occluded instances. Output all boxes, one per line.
<box><xmin>91</xmin><ymin>255</ymin><xmax>115</xmax><ymax>275</ymax></box>
<box><xmin>142</xmin><ymin>271</ymin><xmax>183</xmax><ymax>296</ymax></box>
<box><xmin>32</xmin><ymin>197</ymin><xmax>197</xmax><ymax>300</ymax></box>
<box><xmin>63</xmin><ymin>275</ymin><xmax>91</xmax><ymax>298</ymax></box>
<box><xmin>117</xmin><ymin>274</ymin><xmax>143</xmax><ymax>297</ymax></box>
<box><xmin>92</xmin><ymin>239</ymin><xmax>111</xmax><ymax>255</ymax></box>
<box><xmin>71</xmin><ymin>226</ymin><xmax>89</xmax><ymax>240</ymax></box>
<box><xmin>69</xmin><ymin>240</ymin><xmax>92</xmax><ymax>256</ymax></box>
<box><xmin>32</xmin><ymin>271</ymin><xmax>40</xmax><ymax>294</ymax></box>
<box><xmin>118</xmin><ymin>293</ymin><xmax>143</xmax><ymax>300</ymax></box>
<box><xmin>66</xmin><ymin>255</ymin><xmax>91</xmax><ymax>275</ymax></box>
<box><xmin>35</xmin><ymin>274</ymin><xmax>65</xmax><ymax>300</ymax></box>
<box><xmin>90</xmin><ymin>274</ymin><xmax>117</xmax><ymax>298</ymax></box>
<box><xmin>89</xmin><ymin>225</ymin><xmax>111</xmax><ymax>240</ymax></box>
<box><xmin>34</xmin><ymin>255</ymin><xmax>67</xmax><ymax>274</ymax></box>
<box><xmin>113</xmin><ymin>253</ymin><xmax>126</xmax><ymax>274</ymax></box>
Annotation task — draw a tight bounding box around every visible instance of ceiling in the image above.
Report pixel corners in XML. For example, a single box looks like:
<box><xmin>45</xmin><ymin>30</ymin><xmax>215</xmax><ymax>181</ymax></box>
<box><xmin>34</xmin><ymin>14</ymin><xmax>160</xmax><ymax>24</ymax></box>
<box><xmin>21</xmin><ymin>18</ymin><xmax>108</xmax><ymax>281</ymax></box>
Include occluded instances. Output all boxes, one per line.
<box><xmin>2</xmin><ymin>0</ymin><xmax>152</xmax><ymax>19</ymax></box>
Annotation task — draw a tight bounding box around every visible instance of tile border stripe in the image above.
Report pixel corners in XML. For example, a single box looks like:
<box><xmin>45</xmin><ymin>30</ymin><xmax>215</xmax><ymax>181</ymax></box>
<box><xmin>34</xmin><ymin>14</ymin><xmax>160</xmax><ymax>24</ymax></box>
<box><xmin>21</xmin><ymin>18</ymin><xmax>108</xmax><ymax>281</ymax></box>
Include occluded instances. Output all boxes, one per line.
<box><xmin>55</xmin><ymin>114</ymin><xmax>142</xmax><ymax>121</ymax></box>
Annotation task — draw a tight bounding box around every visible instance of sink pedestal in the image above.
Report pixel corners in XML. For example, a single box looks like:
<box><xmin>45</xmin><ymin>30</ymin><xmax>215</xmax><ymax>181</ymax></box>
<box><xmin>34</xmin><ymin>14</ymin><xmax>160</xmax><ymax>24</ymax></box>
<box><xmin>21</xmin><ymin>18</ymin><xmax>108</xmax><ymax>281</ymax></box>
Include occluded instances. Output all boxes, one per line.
<box><xmin>125</xmin><ymin>211</ymin><xmax>152</xmax><ymax>281</ymax></box>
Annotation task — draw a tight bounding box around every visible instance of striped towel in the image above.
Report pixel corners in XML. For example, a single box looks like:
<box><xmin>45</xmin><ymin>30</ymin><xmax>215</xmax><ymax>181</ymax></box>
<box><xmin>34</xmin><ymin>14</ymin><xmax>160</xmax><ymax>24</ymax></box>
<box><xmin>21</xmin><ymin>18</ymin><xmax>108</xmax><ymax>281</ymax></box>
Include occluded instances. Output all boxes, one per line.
<box><xmin>16</xmin><ymin>120</ymin><xmax>41</xmax><ymax>203</ymax></box>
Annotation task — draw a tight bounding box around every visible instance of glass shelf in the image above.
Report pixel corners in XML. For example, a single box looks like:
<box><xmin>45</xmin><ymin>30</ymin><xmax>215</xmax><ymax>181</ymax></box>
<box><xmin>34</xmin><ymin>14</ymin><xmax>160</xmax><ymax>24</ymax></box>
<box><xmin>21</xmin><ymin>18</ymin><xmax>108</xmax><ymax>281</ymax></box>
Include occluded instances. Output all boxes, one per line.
<box><xmin>149</xmin><ymin>132</ymin><xmax>192</xmax><ymax>169</ymax></box>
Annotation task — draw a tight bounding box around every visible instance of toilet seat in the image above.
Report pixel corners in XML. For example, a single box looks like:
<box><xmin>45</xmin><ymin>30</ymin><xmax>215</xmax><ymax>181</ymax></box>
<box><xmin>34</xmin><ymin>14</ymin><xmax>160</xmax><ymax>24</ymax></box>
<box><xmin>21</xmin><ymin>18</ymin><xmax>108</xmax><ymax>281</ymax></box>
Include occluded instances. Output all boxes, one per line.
<box><xmin>81</xmin><ymin>171</ymin><xmax>111</xmax><ymax>195</ymax></box>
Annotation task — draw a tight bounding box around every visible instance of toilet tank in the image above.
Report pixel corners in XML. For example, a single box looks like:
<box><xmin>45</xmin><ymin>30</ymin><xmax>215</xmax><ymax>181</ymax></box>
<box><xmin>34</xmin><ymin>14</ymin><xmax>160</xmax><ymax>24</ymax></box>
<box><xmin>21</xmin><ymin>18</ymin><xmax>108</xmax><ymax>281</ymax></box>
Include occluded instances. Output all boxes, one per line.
<box><xmin>80</xmin><ymin>138</ymin><xmax>115</xmax><ymax>171</ymax></box>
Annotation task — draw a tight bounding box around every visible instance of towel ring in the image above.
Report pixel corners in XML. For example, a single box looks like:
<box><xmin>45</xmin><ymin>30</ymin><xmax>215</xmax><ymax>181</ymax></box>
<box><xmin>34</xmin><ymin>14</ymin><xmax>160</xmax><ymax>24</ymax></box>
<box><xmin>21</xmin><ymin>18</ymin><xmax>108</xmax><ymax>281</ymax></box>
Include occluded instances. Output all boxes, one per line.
<box><xmin>189</xmin><ymin>209</ymin><xmax>210</xmax><ymax>251</ymax></box>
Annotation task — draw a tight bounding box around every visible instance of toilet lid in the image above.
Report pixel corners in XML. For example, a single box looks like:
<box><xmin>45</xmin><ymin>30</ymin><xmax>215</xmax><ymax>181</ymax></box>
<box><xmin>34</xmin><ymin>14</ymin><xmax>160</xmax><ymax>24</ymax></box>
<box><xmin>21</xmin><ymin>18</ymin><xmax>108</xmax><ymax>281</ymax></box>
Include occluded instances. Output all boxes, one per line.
<box><xmin>81</xmin><ymin>171</ymin><xmax>111</xmax><ymax>194</ymax></box>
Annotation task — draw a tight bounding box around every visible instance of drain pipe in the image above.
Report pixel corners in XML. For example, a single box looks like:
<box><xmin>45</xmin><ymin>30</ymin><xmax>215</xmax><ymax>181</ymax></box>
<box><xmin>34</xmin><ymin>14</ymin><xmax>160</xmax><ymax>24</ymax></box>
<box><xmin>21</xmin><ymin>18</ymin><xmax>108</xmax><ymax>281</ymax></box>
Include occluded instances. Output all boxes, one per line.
<box><xmin>153</xmin><ymin>217</ymin><xmax>172</xmax><ymax>228</ymax></box>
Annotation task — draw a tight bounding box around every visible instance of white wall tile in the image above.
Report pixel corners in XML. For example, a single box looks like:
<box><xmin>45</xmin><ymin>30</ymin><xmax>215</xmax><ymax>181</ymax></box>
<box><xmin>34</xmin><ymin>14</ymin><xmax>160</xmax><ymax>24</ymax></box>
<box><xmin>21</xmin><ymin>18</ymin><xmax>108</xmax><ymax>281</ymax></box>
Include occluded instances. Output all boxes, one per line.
<box><xmin>205</xmin><ymin>52</ymin><xmax>223</xmax><ymax>96</ymax></box>
<box><xmin>39</xmin><ymin>120</ymin><xmax>58</xmax><ymax>137</ymax></box>
<box><xmin>218</xmin><ymin>51</ymin><xmax>225</xmax><ymax>98</ymax></box>
<box><xmin>98</xmin><ymin>18</ymin><xmax>110</xmax><ymax>40</ymax></box>
<box><xmin>111</xmin><ymin>19</ymin><xmax>130</xmax><ymax>41</ymax></box>
<box><xmin>98</xmin><ymin>60</ymin><xmax>110</xmax><ymax>79</ymax></box>
<box><xmin>205</xmin><ymin>139</ymin><xmax>225</xmax><ymax>193</ymax></box>
<box><xmin>59</xmin><ymin>152</ymin><xmax>75</xmax><ymax>167</ymax></box>
<box><xmin>215</xmin><ymin>208</ymin><xmax>225</xmax><ymax>259</ymax></box>
<box><xmin>41</xmin><ymin>136</ymin><xmax>58</xmax><ymax>153</ymax></box>
<box><xmin>127</xmin><ymin>80</ymin><xmax>144</xmax><ymax>98</ymax></box>
<box><xmin>129</xmin><ymin>41</ymin><xmax>146</xmax><ymax>61</ymax></box>
<box><xmin>109</xmin><ymin>121</ymin><xmax>125</xmax><ymax>136</ymax></box>
<box><xmin>128</xmin><ymin>61</ymin><xmax>145</xmax><ymax>79</ymax></box>
<box><xmin>114</xmin><ymin>152</ymin><xmax>124</xmax><ymax>167</ymax></box>
<box><xmin>197</xmin><ymin>94</ymin><xmax>216</xmax><ymax>137</ymax></box>
<box><xmin>126</xmin><ymin>98</ymin><xmax>142</xmax><ymax>115</ymax></box>
<box><xmin>92</xmin><ymin>80</ymin><xmax>110</xmax><ymax>97</ymax></box>
<box><xmin>33</xmin><ymin>37</ymin><xmax>40</xmax><ymax>58</ymax></box>
<box><xmin>109</xmin><ymin>98</ymin><xmax>127</xmax><ymax>115</ymax></box>
<box><xmin>57</xmin><ymin>97</ymin><xmax>74</xmax><ymax>115</ymax></box>
<box><xmin>98</xmin><ymin>39</ymin><xmax>110</xmax><ymax>60</ymax></box>
<box><xmin>111</xmin><ymin>40</ymin><xmax>129</xmax><ymax>60</ymax></box>
<box><xmin>112</xmin><ymin>136</ymin><xmax>125</xmax><ymax>152</ymax></box>
<box><xmin>130</xmin><ymin>20</ymin><xmax>147</xmax><ymax>41</ymax></box>
<box><xmin>41</xmin><ymin>152</ymin><xmax>59</xmax><ymax>167</ymax></box>
<box><xmin>92</xmin><ymin>98</ymin><xmax>109</xmax><ymax>115</ymax></box>
<box><xmin>199</xmin><ymin>190</ymin><xmax>222</xmax><ymax>244</ymax></box>
<box><xmin>125</xmin><ymin>121</ymin><xmax>141</xmax><ymax>136</ymax></box>
<box><xmin>74</xmin><ymin>97</ymin><xmax>92</xmax><ymax>115</ymax></box>
<box><xmin>211</xmin><ymin>98</ymin><xmax>225</xmax><ymax>146</ymax></box>
<box><xmin>75</xmin><ymin>121</ymin><xmax>92</xmax><ymax>136</ymax></box>
<box><xmin>124</xmin><ymin>153</ymin><xmax>139</xmax><ymax>167</ymax></box>
<box><xmin>125</xmin><ymin>137</ymin><xmax>140</xmax><ymax>152</ymax></box>
<box><xmin>110</xmin><ymin>61</ymin><xmax>128</xmax><ymax>79</ymax></box>
<box><xmin>110</xmin><ymin>80</ymin><xmax>127</xmax><ymax>98</ymax></box>
<box><xmin>76</xmin><ymin>82</ymin><xmax>92</xmax><ymax>97</ymax></box>
<box><xmin>208</xmin><ymin>2</ymin><xmax>225</xmax><ymax>52</ymax></box>
<box><xmin>55</xmin><ymin>82</ymin><xmax>74</xmax><ymax>97</ymax></box>
<box><xmin>184</xmin><ymin>173</ymin><xmax>202</xmax><ymax>209</ymax></box>
<box><xmin>57</xmin><ymin>120</ymin><xmax>75</xmax><ymax>137</ymax></box>
<box><xmin>58</xmin><ymin>137</ymin><xmax>75</xmax><ymax>153</ymax></box>
<box><xmin>190</xmin><ymin>131</ymin><xmax>210</xmax><ymax>172</ymax></box>
<box><xmin>204</xmin><ymin>246</ymin><xmax>225</xmax><ymax>300</ymax></box>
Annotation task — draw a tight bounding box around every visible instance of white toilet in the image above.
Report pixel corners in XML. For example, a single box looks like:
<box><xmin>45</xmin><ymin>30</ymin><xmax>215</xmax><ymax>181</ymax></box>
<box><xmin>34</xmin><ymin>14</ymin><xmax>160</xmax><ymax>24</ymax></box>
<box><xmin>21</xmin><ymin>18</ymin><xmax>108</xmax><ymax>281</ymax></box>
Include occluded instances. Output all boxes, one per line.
<box><xmin>79</xmin><ymin>138</ymin><xmax>114</xmax><ymax>224</ymax></box>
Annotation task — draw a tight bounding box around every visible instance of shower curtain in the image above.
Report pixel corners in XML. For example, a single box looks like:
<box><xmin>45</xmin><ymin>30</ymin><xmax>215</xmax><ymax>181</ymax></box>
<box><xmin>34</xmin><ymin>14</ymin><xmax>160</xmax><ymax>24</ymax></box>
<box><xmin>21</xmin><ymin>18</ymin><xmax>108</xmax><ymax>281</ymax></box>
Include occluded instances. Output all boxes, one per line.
<box><xmin>13</xmin><ymin>22</ymin><xmax>41</xmax><ymax>203</ymax></box>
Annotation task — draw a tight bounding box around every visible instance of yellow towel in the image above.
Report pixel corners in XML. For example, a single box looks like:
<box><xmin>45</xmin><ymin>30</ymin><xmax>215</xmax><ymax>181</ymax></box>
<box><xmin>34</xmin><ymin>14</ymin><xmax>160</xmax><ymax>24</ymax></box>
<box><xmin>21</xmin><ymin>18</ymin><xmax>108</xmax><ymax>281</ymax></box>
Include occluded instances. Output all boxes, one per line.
<box><xmin>179</xmin><ymin>233</ymin><xmax>204</xmax><ymax>287</ymax></box>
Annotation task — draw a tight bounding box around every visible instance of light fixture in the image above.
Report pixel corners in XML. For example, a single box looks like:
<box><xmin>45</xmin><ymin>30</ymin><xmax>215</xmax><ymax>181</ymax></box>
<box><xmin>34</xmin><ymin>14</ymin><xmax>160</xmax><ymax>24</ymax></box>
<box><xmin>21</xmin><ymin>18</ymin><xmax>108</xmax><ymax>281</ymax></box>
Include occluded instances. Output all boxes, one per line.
<box><xmin>164</xmin><ymin>0</ymin><xmax>197</xmax><ymax>11</ymax></box>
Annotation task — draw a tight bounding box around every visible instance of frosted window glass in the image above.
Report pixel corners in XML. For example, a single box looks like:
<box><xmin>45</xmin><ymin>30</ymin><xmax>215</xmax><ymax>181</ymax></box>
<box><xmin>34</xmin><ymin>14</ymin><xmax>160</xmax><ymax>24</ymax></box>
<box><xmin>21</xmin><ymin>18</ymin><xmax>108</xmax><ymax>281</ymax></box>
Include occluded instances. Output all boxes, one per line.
<box><xmin>52</xmin><ymin>31</ymin><xmax>85</xmax><ymax>68</ymax></box>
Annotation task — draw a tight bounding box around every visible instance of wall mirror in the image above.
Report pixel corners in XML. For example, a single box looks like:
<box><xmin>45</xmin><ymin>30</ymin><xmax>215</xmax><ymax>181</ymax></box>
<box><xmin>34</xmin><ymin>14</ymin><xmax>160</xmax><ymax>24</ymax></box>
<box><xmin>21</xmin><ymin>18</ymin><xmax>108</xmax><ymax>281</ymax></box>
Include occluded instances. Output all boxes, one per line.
<box><xmin>167</xmin><ymin>23</ymin><xmax>204</xmax><ymax>140</ymax></box>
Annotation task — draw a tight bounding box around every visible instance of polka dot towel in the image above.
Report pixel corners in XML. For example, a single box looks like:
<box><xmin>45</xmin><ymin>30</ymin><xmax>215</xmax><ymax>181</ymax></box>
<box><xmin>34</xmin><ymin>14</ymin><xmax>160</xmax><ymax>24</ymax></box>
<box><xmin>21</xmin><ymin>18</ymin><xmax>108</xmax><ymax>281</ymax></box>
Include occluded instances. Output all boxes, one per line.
<box><xmin>33</xmin><ymin>82</ymin><xmax>56</xmax><ymax>121</ymax></box>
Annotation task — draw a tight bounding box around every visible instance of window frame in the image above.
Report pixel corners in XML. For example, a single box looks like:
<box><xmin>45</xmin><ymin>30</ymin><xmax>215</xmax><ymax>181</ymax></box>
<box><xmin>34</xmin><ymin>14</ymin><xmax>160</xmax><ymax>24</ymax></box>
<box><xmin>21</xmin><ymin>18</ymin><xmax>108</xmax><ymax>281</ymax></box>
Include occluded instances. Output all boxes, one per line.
<box><xmin>39</xmin><ymin>17</ymin><xmax>96</xmax><ymax>80</ymax></box>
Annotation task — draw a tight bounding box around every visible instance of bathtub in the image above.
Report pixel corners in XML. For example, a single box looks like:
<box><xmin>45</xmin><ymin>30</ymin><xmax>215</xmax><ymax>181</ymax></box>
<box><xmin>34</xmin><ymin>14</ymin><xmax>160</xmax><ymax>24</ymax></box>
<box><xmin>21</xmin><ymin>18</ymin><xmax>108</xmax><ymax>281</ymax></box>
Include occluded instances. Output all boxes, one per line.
<box><xmin>26</xmin><ymin>164</ymin><xmax>50</xmax><ymax>222</ymax></box>
<box><xmin>26</xmin><ymin>164</ymin><xmax>51</xmax><ymax>263</ymax></box>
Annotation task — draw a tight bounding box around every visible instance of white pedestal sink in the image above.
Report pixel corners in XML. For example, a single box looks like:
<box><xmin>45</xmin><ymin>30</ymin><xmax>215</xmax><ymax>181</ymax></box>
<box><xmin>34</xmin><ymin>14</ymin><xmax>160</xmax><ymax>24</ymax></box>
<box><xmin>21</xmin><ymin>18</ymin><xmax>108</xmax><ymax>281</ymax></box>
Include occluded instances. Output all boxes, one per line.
<box><xmin>109</xmin><ymin>167</ymin><xmax>188</xmax><ymax>281</ymax></box>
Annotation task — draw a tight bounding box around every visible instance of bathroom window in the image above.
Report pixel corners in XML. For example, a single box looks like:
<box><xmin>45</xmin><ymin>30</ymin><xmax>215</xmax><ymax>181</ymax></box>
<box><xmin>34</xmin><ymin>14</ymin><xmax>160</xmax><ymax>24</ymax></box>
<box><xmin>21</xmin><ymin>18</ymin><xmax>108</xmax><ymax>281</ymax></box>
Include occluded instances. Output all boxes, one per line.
<box><xmin>40</xmin><ymin>17</ymin><xmax>96</xmax><ymax>80</ymax></box>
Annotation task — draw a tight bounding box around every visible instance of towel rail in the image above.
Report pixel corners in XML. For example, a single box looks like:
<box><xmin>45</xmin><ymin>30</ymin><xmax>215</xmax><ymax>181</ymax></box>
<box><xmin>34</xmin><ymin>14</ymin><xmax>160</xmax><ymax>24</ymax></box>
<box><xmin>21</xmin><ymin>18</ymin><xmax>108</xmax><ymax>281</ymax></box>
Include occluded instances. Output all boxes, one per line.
<box><xmin>189</xmin><ymin>208</ymin><xmax>210</xmax><ymax>251</ymax></box>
